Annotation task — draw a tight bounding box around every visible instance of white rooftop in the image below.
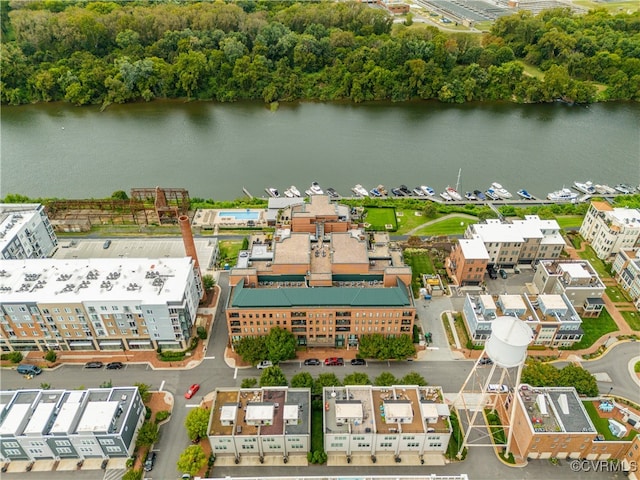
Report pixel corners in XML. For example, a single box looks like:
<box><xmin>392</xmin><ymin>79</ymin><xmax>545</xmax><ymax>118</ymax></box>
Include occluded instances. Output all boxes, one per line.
<box><xmin>283</xmin><ymin>404</ymin><xmax>298</xmax><ymax>421</ymax></box>
<box><xmin>538</xmin><ymin>294</ymin><xmax>568</xmax><ymax>311</ymax></box>
<box><xmin>0</xmin><ymin>403</ymin><xmax>30</xmax><ymax>435</ymax></box>
<box><xmin>51</xmin><ymin>395</ymin><xmax>83</xmax><ymax>434</ymax></box>
<box><xmin>420</xmin><ymin>403</ymin><xmax>439</xmax><ymax>419</ymax></box>
<box><xmin>610</xmin><ymin>208</ymin><xmax>640</xmax><ymax>228</ymax></box>
<box><xmin>480</xmin><ymin>295</ymin><xmax>496</xmax><ymax>310</ymax></box>
<box><xmin>0</xmin><ymin>257</ymin><xmax>194</xmax><ymax>304</ymax></box>
<box><xmin>384</xmin><ymin>401</ymin><xmax>413</xmax><ymax>420</ymax></box>
<box><xmin>245</xmin><ymin>403</ymin><xmax>274</xmax><ymax>422</ymax></box>
<box><xmin>458</xmin><ymin>236</ymin><xmax>489</xmax><ymax>260</ymax></box>
<box><xmin>499</xmin><ymin>294</ymin><xmax>527</xmax><ymax>311</ymax></box>
<box><xmin>472</xmin><ymin>223</ymin><xmax>524</xmax><ymax>243</ymax></box>
<box><xmin>0</xmin><ymin>204</ymin><xmax>42</xmax><ymax>250</ymax></box>
<box><xmin>76</xmin><ymin>400</ymin><xmax>119</xmax><ymax>433</ymax></box>
<box><xmin>559</xmin><ymin>263</ymin><xmax>591</xmax><ymax>279</ymax></box>
<box><xmin>220</xmin><ymin>404</ymin><xmax>238</xmax><ymax>423</ymax></box>
<box><xmin>335</xmin><ymin>401</ymin><xmax>363</xmax><ymax>420</ymax></box>
<box><xmin>23</xmin><ymin>402</ymin><xmax>56</xmax><ymax>435</ymax></box>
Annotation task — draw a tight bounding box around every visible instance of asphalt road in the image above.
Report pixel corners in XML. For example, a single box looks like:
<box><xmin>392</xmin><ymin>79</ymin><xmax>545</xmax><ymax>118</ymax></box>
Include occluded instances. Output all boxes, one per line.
<box><xmin>2</xmin><ymin>273</ymin><xmax>637</xmax><ymax>480</ymax></box>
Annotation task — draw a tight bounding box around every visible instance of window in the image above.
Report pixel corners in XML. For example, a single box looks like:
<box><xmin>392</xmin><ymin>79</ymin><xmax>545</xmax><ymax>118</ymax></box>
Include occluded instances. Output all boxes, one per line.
<box><xmin>5</xmin><ymin>449</ymin><xmax>21</xmax><ymax>456</ymax></box>
<box><xmin>56</xmin><ymin>447</ymin><xmax>72</xmax><ymax>454</ymax></box>
<box><xmin>105</xmin><ymin>446</ymin><xmax>121</xmax><ymax>453</ymax></box>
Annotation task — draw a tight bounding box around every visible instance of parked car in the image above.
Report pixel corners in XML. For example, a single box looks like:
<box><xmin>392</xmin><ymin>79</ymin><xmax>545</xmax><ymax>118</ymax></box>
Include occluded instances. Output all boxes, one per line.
<box><xmin>303</xmin><ymin>358</ymin><xmax>321</xmax><ymax>366</ymax></box>
<box><xmin>84</xmin><ymin>361</ymin><xmax>103</xmax><ymax>369</ymax></box>
<box><xmin>487</xmin><ymin>384</ymin><xmax>509</xmax><ymax>393</ymax></box>
<box><xmin>499</xmin><ymin>268</ymin><xmax>508</xmax><ymax>279</ymax></box>
<box><xmin>106</xmin><ymin>362</ymin><xmax>124</xmax><ymax>370</ymax></box>
<box><xmin>256</xmin><ymin>360</ymin><xmax>274</xmax><ymax>369</ymax></box>
<box><xmin>488</xmin><ymin>268</ymin><xmax>498</xmax><ymax>279</ymax></box>
<box><xmin>144</xmin><ymin>451</ymin><xmax>156</xmax><ymax>472</ymax></box>
<box><xmin>324</xmin><ymin>357</ymin><xmax>344</xmax><ymax>366</ymax></box>
<box><xmin>351</xmin><ymin>358</ymin><xmax>366</xmax><ymax>366</ymax></box>
<box><xmin>478</xmin><ymin>357</ymin><xmax>493</xmax><ymax>366</ymax></box>
<box><xmin>103</xmin><ymin>240</ymin><xmax>111</xmax><ymax>249</ymax></box>
<box><xmin>184</xmin><ymin>383</ymin><xmax>200</xmax><ymax>399</ymax></box>
<box><xmin>17</xmin><ymin>364</ymin><xmax>42</xmax><ymax>376</ymax></box>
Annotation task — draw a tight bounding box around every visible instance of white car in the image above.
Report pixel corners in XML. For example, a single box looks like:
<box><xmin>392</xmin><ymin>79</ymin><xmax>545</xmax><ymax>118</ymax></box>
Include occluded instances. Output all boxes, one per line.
<box><xmin>256</xmin><ymin>360</ymin><xmax>273</xmax><ymax>369</ymax></box>
<box><xmin>487</xmin><ymin>384</ymin><xmax>509</xmax><ymax>393</ymax></box>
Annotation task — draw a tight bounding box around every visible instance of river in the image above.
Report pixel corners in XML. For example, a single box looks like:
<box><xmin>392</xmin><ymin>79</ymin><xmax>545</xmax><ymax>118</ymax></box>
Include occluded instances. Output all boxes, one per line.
<box><xmin>2</xmin><ymin>101</ymin><xmax>639</xmax><ymax>200</ymax></box>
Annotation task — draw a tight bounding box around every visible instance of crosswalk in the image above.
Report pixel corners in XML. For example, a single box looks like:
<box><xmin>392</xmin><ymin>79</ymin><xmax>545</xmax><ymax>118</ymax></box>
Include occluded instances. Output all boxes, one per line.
<box><xmin>103</xmin><ymin>468</ymin><xmax>127</xmax><ymax>480</ymax></box>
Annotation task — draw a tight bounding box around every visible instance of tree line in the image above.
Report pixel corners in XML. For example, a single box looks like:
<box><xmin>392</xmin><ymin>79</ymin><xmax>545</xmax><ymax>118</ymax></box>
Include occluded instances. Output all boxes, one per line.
<box><xmin>1</xmin><ymin>1</ymin><xmax>639</xmax><ymax>106</ymax></box>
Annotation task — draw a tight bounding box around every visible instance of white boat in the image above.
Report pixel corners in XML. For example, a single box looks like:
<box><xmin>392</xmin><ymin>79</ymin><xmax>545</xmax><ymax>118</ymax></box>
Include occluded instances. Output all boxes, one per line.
<box><xmin>517</xmin><ymin>189</ymin><xmax>534</xmax><ymax>200</ymax></box>
<box><xmin>421</xmin><ymin>185</ymin><xmax>435</xmax><ymax>196</ymax></box>
<box><xmin>283</xmin><ymin>188</ymin><xmax>295</xmax><ymax>198</ymax></box>
<box><xmin>306</xmin><ymin>181</ymin><xmax>324</xmax><ymax>195</ymax></box>
<box><xmin>288</xmin><ymin>185</ymin><xmax>301</xmax><ymax>197</ymax></box>
<box><xmin>265</xmin><ymin>187</ymin><xmax>280</xmax><ymax>198</ymax></box>
<box><xmin>351</xmin><ymin>184</ymin><xmax>369</xmax><ymax>197</ymax></box>
<box><xmin>595</xmin><ymin>184</ymin><xmax>616</xmax><ymax>195</ymax></box>
<box><xmin>485</xmin><ymin>188</ymin><xmax>500</xmax><ymax>200</ymax></box>
<box><xmin>573</xmin><ymin>181</ymin><xmax>595</xmax><ymax>195</ymax></box>
<box><xmin>413</xmin><ymin>187</ymin><xmax>425</xmax><ymax>196</ymax></box>
<box><xmin>446</xmin><ymin>186</ymin><xmax>463</xmax><ymax>201</ymax></box>
<box><xmin>464</xmin><ymin>191</ymin><xmax>477</xmax><ymax>201</ymax></box>
<box><xmin>615</xmin><ymin>184</ymin><xmax>634</xmax><ymax>194</ymax></box>
<box><xmin>440</xmin><ymin>191</ymin><xmax>452</xmax><ymax>201</ymax></box>
<box><xmin>491</xmin><ymin>182</ymin><xmax>513</xmax><ymax>199</ymax></box>
<box><xmin>547</xmin><ymin>187</ymin><xmax>578</xmax><ymax>202</ymax></box>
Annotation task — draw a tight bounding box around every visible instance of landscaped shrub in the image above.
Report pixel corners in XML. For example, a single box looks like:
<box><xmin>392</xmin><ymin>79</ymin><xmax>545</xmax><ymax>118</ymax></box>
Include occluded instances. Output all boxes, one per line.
<box><xmin>197</xmin><ymin>326</ymin><xmax>207</xmax><ymax>340</ymax></box>
<box><xmin>44</xmin><ymin>350</ymin><xmax>57</xmax><ymax>362</ymax></box>
<box><xmin>1</xmin><ymin>352</ymin><xmax>23</xmax><ymax>363</ymax></box>
<box><xmin>155</xmin><ymin>410</ymin><xmax>170</xmax><ymax>423</ymax></box>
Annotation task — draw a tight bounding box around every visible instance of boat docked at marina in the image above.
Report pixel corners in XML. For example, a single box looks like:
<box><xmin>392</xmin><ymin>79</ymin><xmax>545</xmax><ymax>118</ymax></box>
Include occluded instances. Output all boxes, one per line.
<box><xmin>490</xmin><ymin>182</ymin><xmax>512</xmax><ymax>199</ymax></box>
<box><xmin>265</xmin><ymin>187</ymin><xmax>280</xmax><ymax>198</ymax></box>
<box><xmin>517</xmin><ymin>189</ymin><xmax>534</xmax><ymax>200</ymax></box>
<box><xmin>473</xmin><ymin>190</ymin><xmax>486</xmax><ymax>201</ymax></box>
<box><xmin>485</xmin><ymin>188</ymin><xmax>500</xmax><ymax>200</ymax></box>
<box><xmin>326</xmin><ymin>188</ymin><xmax>340</xmax><ymax>199</ymax></box>
<box><xmin>305</xmin><ymin>181</ymin><xmax>324</xmax><ymax>196</ymax></box>
<box><xmin>351</xmin><ymin>184</ymin><xmax>369</xmax><ymax>197</ymax></box>
<box><xmin>413</xmin><ymin>187</ymin><xmax>425</xmax><ymax>196</ymax></box>
<box><xmin>440</xmin><ymin>191</ymin><xmax>452</xmax><ymax>201</ymax></box>
<box><xmin>283</xmin><ymin>188</ymin><xmax>295</xmax><ymax>198</ymax></box>
<box><xmin>573</xmin><ymin>181</ymin><xmax>596</xmax><ymax>195</ymax></box>
<box><xmin>421</xmin><ymin>185</ymin><xmax>436</xmax><ymax>196</ymax></box>
<box><xmin>595</xmin><ymin>184</ymin><xmax>616</xmax><ymax>195</ymax></box>
<box><xmin>615</xmin><ymin>184</ymin><xmax>635</xmax><ymax>194</ymax></box>
<box><xmin>547</xmin><ymin>187</ymin><xmax>578</xmax><ymax>202</ymax></box>
<box><xmin>445</xmin><ymin>186</ymin><xmax>463</xmax><ymax>201</ymax></box>
<box><xmin>464</xmin><ymin>192</ymin><xmax>477</xmax><ymax>201</ymax></box>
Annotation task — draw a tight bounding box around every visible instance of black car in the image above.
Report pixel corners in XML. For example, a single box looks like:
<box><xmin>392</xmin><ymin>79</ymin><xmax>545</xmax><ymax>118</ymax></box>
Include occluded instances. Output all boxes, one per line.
<box><xmin>103</xmin><ymin>240</ymin><xmax>111</xmax><ymax>249</ymax></box>
<box><xmin>488</xmin><ymin>269</ymin><xmax>498</xmax><ymax>279</ymax></box>
<box><xmin>106</xmin><ymin>362</ymin><xmax>124</xmax><ymax>370</ymax></box>
<box><xmin>84</xmin><ymin>361</ymin><xmax>103</xmax><ymax>369</ymax></box>
<box><xmin>303</xmin><ymin>358</ymin><xmax>321</xmax><ymax>366</ymax></box>
<box><xmin>479</xmin><ymin>357</ymin><xmax>493</xmax><ymax>365</ymax></box>
<box><xmin>144</xmin><ymin>451</ymin><xmax>156</xmax><ymax>472</ymax></box>
<box><xmin>351</xmin><ymin>359</ymin><xmax>366</xmax><ymax>366</ymax></box>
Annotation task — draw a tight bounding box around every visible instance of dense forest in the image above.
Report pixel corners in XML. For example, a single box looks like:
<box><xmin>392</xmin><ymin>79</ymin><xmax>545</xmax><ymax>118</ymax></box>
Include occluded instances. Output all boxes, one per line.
<box><xmin>1</xmin><ymin>0</ymin><xmax>639</xmax><ymax>106</ymax></box>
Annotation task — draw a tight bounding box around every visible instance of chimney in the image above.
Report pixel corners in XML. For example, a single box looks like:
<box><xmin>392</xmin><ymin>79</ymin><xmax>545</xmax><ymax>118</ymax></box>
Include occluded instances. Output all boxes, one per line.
<box><xmin>179</xmin><ymin>215</ymin><xmax>200</xmax><ymax>269</ymax></box>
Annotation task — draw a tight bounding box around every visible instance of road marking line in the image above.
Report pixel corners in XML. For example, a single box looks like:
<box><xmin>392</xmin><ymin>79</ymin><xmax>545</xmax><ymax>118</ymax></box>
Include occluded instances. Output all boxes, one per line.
<box><xmin>159</xmin><ymin>380</ymin><xmax>165</xmax><ymax>392</ymax></box>
<box><xmin>204</xmin><ymin>356</ymin><xmax>216</xmax><ymax>359</ymax></box>
<box><xmin>234</xmin><ymin>367</ymin><xmax>238</xmax><ymax>379</ymax></box>
<box><xmin>185</xmin><ymin>404</ymin><xmax>199</xmax><ymax>408</ymax></box>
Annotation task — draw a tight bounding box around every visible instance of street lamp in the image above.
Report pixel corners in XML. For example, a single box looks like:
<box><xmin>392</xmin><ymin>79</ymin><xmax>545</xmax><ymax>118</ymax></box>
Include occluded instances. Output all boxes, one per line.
<box><xmin>607</xmin><ymin>387</ymin><xmax>613</xmax><ymax>396</ymax></box>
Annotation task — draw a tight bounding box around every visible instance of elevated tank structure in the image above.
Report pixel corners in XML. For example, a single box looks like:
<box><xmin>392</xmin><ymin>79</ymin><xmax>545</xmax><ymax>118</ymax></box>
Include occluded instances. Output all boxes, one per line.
<box><xmin>453</xmin><ymin>316</ymin><xmax>533</xmax><ymax>458</ymax></box>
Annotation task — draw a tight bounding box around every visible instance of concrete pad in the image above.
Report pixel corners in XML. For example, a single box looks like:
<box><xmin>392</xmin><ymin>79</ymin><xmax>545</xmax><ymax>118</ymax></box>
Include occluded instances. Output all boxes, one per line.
<box><xmin>82</xmin><ymin>458</ymin><xmax>106</xmax><ymax>470</ymax></box>
<box><xmin>57</xmin><ymin>459</ymin><xmax>81</xmax><ymax>471</ymax></box>
<box><xmin>327</xmin><ymin>452</ymin><xmax>446</xmax><ymax>466</ymax></box>
<box><xmin>212</xmin><ymin>454</ymin><xmax>307</xmax><ymax>467</ymax></box>
<box><xmin>106</xmin><ymin>457</ymin><xmax>128</xmax><ymax>469</ymax></box>
<box><xmin>32</xmin><ymin>460</ymin><xmax>55</xmax><ymax>471</ymax></box>
<box><xmin>6</xmin><ymin>461</ymin><xmax>30</xmax><ymax>473</ymax></box>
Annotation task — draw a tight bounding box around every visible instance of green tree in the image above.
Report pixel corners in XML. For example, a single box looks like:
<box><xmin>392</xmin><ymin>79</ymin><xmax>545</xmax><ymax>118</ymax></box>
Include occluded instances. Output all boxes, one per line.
<box><xmin>111</xmin><ymin>190</ymin><xmax>128</xmax><ymax>200</ymax></box>
<box><xmin>374</xmin><ymin>371</ymin><xmax>398</xmax><ymax>386</ymax></box>
<box><xmin>44</xmin><ymin>350</ymin><xmax>57</xmax><ymax>362</ymax></box>
<box><xmin>201</xmin><ymin>274</ymin><xmax>215</xmax><ymax>291</ymax></box>
<box><xmin>312</xmin><ymin>373</ymin><xmax>342</xmax><ymax>395</ymax></box>
<box><xmin>400</xmin><ymin>372</ymin><xmax>428</xmax><ymax>386</ymax></box>
<box><xmin>291</xmin><ymin>372</ymin><xmax>314</xmax><ymax>389</ymax></box>
<box><xmin>134</xmin><ymin>383</ymin><xmax>152</xmax><ymax>403</ymax></box>
<box><xmin>558</xmin><ymin>364</ymin><xmax>598</xmax><ymax>397</ymax></box>
<box><xmin>265</xmin><ymin>327</ymin><xmax>296</xmax><ymax>364</ymax></box>
<box><xmin>241</xmin><ymin>236</ymin><xmax>249</xmax><ymax>250</ymax></box>
<box><xmin>241</xmin><ymin>378</ymin><xmax>257</xmax><ymax>388</ymax></box>
<box><xmin>185</xmin><ymin>407</ymin><xmax>210</xmax><ymax>441</ymax></box>
<box><xmin>177</xmin><ymin>445</ymin><xmax>207</xmax><ymax>477</ymax></box>
<box><xmin>343</xmin><ymin>372</ymin><xmax>371</xmax><ymax>385</ymax></box>
<box><xmin>234</xmin><ymin>336</ymin><xmax>268</xmax><ymax>365</ymax></box>
<box><xmin>259</xmin><ymin>366</ymin><xmax>288</xmax><ymax>387</ymax></box>
<box><xmin>521</xmin><ymin>361</ymin><xmax>560</xmax><ymax>386</ymax></box>
<box><xmin>136</xmin><ymin>421</ymin><xmax>159</xmax><ymax>447</ymax></box>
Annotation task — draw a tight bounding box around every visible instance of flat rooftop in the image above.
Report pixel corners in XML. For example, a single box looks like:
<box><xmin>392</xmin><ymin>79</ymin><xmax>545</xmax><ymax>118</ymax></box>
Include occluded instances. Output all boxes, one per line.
<box><xmin>518</xmin><ymin>386</ymin><xmax>595</xmax><ymax>434</ymax></box>
<box><xmin>0</xmin><ymin>204</ymin><xmax>44</xmax><ymax>251</ymax></box>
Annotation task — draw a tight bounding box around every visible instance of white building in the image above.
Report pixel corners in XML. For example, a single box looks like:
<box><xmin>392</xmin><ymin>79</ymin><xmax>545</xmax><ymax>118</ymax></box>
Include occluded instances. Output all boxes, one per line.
<box><xmin>323</xmin><ymin>385</ymin><xmax>451</xmax><ymax>463</ymax></box>
<box><xmin>464</xmin><ymin>215</ymin><xmax>565</xmax><ymax>267</ymax></box>
<box><xmin>579</xmin><ymin>201</ymin><xmax>640</xmax><ymax>260</ymax></box>
<box><xmin>0</xmin><ymin>204</ymin><xmax>58</xmax><ymax>260</ymax></box>
<box><xmin>208</xmin><ymin>387</ymin><xmax>310</xmax><ymax>462</ymax></box>
<box><xmin>0</xmin><ymin>257</ymin><xmax>202</xmax><ymax>352</ymax></box>
<box><xmin>0</xmin><ymin>387</ymin><xmax>145</xmax><ymax>462</ymax></box>
<box><xmin>612</xmin><ymin>249</ymin><xmax>640</xmax><ymax>309</ymax></box>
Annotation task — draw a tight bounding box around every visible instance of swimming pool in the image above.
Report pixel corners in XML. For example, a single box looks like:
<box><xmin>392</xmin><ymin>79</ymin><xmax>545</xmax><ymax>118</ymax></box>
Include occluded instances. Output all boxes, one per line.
<box><xmin>218</xmin><ymin>210</ymin><xmax>260</xmax><ymax>220</ymax></box>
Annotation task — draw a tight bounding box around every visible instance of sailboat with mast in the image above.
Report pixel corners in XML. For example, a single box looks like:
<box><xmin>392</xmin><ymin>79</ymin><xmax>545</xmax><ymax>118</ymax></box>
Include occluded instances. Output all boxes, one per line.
<box><xmin>443</xmin><ymin>168</ymin><xmax>463</xmax><ymax>201</ymax></box>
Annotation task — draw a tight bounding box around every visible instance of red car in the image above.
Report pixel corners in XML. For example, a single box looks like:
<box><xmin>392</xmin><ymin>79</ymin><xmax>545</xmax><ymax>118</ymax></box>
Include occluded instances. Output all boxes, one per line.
<box><xmin>184</xmin><ymin>384</ymin><xmax>200</xmax><ymax>399</ymax></box>
<box><xmin>324</xmin><ymin>357</ymin><xmax>344</xmax><ymax>366</ymax></box>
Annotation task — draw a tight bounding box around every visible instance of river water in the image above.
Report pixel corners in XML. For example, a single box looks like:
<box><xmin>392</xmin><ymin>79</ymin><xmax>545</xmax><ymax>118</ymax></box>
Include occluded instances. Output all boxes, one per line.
<box><xmin>2</xmin><ymin>101</ymin><xmax>639</xmax><ymax>200</ymax></box>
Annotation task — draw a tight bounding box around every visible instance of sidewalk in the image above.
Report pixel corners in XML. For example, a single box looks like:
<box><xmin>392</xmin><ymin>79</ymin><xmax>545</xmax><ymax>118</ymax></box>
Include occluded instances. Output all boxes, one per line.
<box><xmin>22</xmin><ymin>285</ymin><xmax>221</xmax><ymax>371</ymax></box>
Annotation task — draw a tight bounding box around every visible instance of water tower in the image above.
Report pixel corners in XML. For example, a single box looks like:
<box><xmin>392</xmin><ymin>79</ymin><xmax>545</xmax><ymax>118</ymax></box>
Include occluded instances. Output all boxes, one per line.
<box><xmin>453</xmin><ymin>316</ymin><xmax>533</xmax><ymax>458</ymax></box>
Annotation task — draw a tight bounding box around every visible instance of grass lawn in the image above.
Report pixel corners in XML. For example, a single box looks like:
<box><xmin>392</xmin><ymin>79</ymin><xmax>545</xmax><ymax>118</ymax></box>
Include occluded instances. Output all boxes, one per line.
<box><xmin>572</xmin><ymin>0</ymin><xmax>638</xmax><ymax>13</ymax></box>
<box><xmin>364</xmin><ymin>206</ymin><xmax>397</xmax><ymax>231</ymax></box>
<box><xmin>555</xmin><ymin>216</ymin><xmax>585</xmax><ymax>230</ymax></box>
<box><xmin>606</xmin><ymin>285</ymin><xmax>632</xmax><ymax>303</ymax></box>
<box><xmin>517</xmin><ymin>61</ymin><xmax>545</xmax><ymax>79</ymax></box>
<box><xmin>583</xmin><ymin>401</ymin><xmax>639</xmax><ymax>441</ymax></box>
<box><xmin>577</xmin><ymin>245</ymin><xmax>612</xmax><ymax>278</ymax></box>
<box><xmin>442</xmin><ymin>313</ymin><xmax>456</xmax><ymax>348</ymax></box>
<box><xmin>453</xmin><ymin>312</ymin><xmax>471</xmax><ymax>348</ymax></box>
<box><xmin>311</xmin><ymin>405</ymin><xmax>324</xmax><ymax>452</ymax></box>
<box><xmin>218</xmin><ymin>240</ymin><xmax>243</xmax><ymax>266</ymax></box>
<box><xmin>414</xmin><ymin>216</ymin><xmax>475</xmax><ymax>236</ymax></box>
<box><xmin>395</xmin><ymin>209</ymin><xmax>430</xmax><ymax>235</ymax></box>
<box><xmin>404</xmin><ymin>250</ymin><xmax>436</xmax><ymax>297</ymax></box>
<box><xmin>564</xmin><ymin>309</ymin><xmax>618</xmax><ymax>350</ymax></box>
<box><xmin>621</xmin><ymin>311</ymin><xmax>640</xmax><ymax>331</ymax></box>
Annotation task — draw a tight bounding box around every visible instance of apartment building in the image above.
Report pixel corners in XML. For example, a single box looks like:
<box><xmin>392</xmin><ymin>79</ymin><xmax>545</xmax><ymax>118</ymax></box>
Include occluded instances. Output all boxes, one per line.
<box><xmin>446</xmin><ymin>235</ymin><xmax>489</xmax><ymax>286</ymax></box>
<box><xmin>0</xmin><ymin>257</ymin><xmax>202</xmax><ymax>352</ymax></box>
<box><xmin>612</xmin><ymin>249</ymin><xmax>640</xmax><ymax>309</ymax></box>
<box><xmin>0</xmin><ymin>387</ymin><xmax>144</xmax><ymax>462</ymax></box>
<box><xmin>226</xmin><ymin>196</ymin><xmax>415</xmax><ymax>349</ymax></box>
<box><xmin>323</xmin><ymin>385</ymin><xmax>451</xmax><ymax>462</ymax></box>
<box><xmin>533</xmin><ymin>260</ymin><xmax>606</xmax><ymax>317</ymax></box>
<box><xmin>496</xmin><ymin>386</ymin><xmax>639</xmax><ymax>466</ymax></box>
<box><xmin>579</xmin><ymin>201</ymin><xmax>640</xmax><ymax>260</ymax></box>
<box><xmin>0</xmin><ymin>204</ymin><xmax>58</xmax><ymax>260</ymax></box>
<box><xmin>207</xmin><ymin>387</ymin><xmax>310</xmax><ymax>462</ymax></box>
<box><xmin>462</xmin><ymin>293</ymin><xmax>583</xmax><ymax>347</ymax></box>
<box><xmin>463</xmin><ymin>215</ymin><xmax>565</xmax><ymax>268</ymax></box>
